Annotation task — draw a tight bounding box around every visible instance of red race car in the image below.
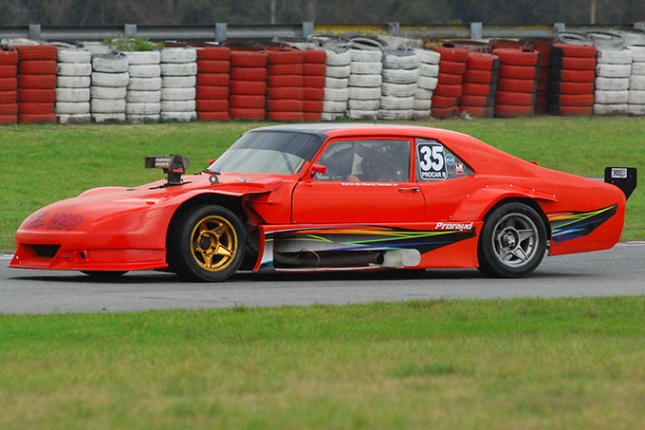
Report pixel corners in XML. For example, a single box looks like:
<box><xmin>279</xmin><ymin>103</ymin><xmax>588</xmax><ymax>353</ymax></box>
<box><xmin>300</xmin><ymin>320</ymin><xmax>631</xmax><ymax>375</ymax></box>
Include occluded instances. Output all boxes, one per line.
<box><xmin>9</xmin><ymin>124</ymin><xmax>637</xmax><ymax>281</ymax></box>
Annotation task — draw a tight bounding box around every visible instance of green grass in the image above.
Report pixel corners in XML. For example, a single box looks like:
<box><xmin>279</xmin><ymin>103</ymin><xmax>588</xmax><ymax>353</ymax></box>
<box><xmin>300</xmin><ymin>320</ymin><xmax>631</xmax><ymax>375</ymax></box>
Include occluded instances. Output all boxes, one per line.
<box><xmin>2</xmin><ymin>298</ymin><xmax>645</xmax><ymax>429</ymax></box>
<box><xmin>2</xmin><ymin>116</ymin><xmax>644</xmax><ymax>251</ymax></box>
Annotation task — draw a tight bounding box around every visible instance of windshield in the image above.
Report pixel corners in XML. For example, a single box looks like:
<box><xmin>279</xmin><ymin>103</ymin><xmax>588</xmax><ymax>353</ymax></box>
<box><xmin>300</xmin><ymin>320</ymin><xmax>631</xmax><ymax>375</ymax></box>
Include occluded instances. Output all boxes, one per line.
<box><xmin>208</xmin><ymin>130</ymin><xmax>324</xmax><ymax>175</ymax></box>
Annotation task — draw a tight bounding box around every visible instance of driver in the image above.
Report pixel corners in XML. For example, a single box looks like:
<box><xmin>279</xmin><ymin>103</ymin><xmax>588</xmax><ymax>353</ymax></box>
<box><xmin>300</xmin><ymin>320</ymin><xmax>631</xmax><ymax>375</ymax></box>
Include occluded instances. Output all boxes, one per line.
<box><xmin>347</xmin><ymin>147</ymin><xmax>396</xmax><ymax>182</ymax></box>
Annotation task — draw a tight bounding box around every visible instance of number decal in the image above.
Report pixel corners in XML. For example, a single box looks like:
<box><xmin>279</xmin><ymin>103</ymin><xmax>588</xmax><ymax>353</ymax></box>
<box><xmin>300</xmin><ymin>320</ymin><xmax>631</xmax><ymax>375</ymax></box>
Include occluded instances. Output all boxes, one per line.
<box><xmin>417</xmin><ymin>142</ymin><xmax>447</xmax><ymax>180</ymax></box>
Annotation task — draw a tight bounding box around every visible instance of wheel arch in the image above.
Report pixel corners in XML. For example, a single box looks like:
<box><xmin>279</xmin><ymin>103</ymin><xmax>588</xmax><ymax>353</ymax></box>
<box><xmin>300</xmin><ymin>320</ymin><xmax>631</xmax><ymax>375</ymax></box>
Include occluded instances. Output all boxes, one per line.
<box><xmin>164</xmin><ymin>193</ymin><xmax>251</xmax><ymax>281</ymax></box>
<box><xmin>481</xmin><ymin>197</ymin><xmax>551</xmax><ymax>240</ymax></box>
<box><xmin>165</xmin><ymin>193</ymin><xmax>247</xmax><ymax>253</ymax></box>
<box><xmin>451</xmin><ymin>185</ymin><xmax>553</xmax><ymax>240</ymax></box>
<box><xmin>476</xmin><ymin>197</ymin><xmax>551</xmax><ymax>277</ymax></box>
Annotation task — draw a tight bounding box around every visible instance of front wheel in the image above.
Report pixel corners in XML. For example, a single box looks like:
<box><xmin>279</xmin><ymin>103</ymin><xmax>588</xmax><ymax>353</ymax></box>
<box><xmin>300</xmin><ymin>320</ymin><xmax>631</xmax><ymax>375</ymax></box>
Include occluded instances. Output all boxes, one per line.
<box><xmin>168</xmin><ymin>205</ymin><xmax>246</xmax><ymax>282</ymax></box>
<box><xmin>478</xmin><ymin>202</ymin><xmax>547</xmax><ymax>278</ymax></box>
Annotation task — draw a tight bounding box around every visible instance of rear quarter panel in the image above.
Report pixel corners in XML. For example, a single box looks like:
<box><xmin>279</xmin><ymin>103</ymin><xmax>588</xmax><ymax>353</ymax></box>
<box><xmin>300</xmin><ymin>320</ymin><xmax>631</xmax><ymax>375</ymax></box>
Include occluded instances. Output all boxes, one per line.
<box><xmin>433</xmin><ymin>132</ymin><xmax>627</xmax><ymax>255</ymax></box>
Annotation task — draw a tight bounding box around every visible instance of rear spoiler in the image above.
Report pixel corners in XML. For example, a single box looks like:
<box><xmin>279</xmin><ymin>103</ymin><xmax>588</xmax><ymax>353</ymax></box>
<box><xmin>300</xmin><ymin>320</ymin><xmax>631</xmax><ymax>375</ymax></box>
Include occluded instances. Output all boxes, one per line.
<box><xmin>605</xmin><ymin>167</ymin><xmax>637</xmax><ymax>200</ymax></box>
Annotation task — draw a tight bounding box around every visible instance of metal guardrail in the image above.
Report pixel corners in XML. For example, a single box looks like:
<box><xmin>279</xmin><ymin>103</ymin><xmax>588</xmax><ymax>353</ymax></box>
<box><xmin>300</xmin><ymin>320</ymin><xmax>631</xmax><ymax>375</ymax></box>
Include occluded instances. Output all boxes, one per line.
<box><xmin>1</xmin><ymin>22</ymin><xmax>643</xmax><ymax>44</ymax></box>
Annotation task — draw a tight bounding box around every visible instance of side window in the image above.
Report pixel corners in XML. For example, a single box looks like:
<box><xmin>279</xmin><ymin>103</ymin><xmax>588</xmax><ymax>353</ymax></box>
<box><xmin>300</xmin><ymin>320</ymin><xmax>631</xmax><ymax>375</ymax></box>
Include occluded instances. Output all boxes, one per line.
<box><xmin>316</xmin><ymin>140</ymin><xmax>410</xmax><ymax>182</ymax></box>
<box><xmin>316</xmin><ymin>141</ymin><xmax>356</xmax><ymax>181</ymax></box>
<box><xmin>416</xmin><ymin>138</ymin><xmax>473</xmax><ymax>181</ymax></box>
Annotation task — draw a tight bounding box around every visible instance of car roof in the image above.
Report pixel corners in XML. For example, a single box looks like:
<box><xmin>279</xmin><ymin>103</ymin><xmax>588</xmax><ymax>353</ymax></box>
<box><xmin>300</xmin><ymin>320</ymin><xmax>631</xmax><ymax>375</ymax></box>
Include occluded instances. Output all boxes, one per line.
<box><xmin>250</xmin><ymin>123</ymin><xmax>467</xmax><ymax>139</ymax></box>
<box><xmin>249</xmin><ymin>123</ymin><xmax>492</xmax><ymax>155</ymax></box>
<box><xmin>247</xmin><ymin>123</ymin><xmax>535</xmax><ymax>175</ymax></box>
<box><xmin>245</xmin><ymin>123</ymin><xmax>490</xmax><ymax>149</ymax></box>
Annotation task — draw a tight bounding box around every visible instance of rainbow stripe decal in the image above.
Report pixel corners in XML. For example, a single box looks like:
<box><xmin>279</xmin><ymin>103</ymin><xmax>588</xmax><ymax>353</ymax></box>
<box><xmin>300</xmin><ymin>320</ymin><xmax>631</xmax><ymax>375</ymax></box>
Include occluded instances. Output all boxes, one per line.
<box><xmin>260</xmin><ymin>225</ymin><xmax>476</xmax><ymax>270</ymax></box>
<box><xmin>549</xmin><ymin>204</ymin><xmax>617</xmax><ymax>243</ymax></box>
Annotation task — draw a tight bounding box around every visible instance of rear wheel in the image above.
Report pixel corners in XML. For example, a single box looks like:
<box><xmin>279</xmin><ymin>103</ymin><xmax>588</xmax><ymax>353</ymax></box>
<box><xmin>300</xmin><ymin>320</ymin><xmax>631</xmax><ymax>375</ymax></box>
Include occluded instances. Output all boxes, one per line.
<box><xmin>168</xmin><ymin>205</ymin><xmax>246</xmax><ymax>282</ymax></box>
<box><xmin>478</xmin><ymin>203</ymin><xmax>547</xmax><ymax>278</ymax></box>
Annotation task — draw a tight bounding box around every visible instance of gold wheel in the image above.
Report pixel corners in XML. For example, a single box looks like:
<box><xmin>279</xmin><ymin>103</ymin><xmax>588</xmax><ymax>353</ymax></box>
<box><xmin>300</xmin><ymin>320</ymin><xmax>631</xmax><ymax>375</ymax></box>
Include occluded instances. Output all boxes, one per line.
<box><xmin>189</xmin><ymin>215</ymin><xmax>239</xmax><ymax>272</ymax></box>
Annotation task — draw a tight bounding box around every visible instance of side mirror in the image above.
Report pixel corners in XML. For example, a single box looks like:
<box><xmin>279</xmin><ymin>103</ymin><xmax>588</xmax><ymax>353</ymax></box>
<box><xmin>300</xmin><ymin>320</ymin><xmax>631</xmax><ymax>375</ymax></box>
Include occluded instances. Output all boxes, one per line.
<box><xmin>311</xmin><ymin>163</ymin><xmax>327</xmax><ymax>178</ymax></box>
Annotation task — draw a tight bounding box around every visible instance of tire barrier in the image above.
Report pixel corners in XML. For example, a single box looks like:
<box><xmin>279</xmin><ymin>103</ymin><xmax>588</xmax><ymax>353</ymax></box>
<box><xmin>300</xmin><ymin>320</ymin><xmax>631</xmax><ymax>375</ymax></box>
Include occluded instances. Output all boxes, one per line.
<box><xmin>56</xmin><ymin>48</ymin><xmax>92</xmax><ymax>124</ymax></box>
<box><xmin>7</xmin><ymin>32</ymin><xmax>645</xmax><ymax>126</ymax></box>
<box><xmin>548</xmin><ymin>42</ymin><xmax>597</xmax><ymax>116</ymax></box>
<box><xmin>90</xmin><ymin>53</ymin><xmax>129</xmax><ymax>123</ymax></box>
<box><xmin>493</xmin><ymin>48</ymin><xmax>539</xmax><ymax>117</ymax></box>
<box><xmin>431</xmin><ymin>46</ymin><xmax>469</xmax><ymax>118</ymax></box>
<box><xmin>412</xmin><ymin>48</ymin><xmax>440</xmax><ymax>119</ymax></box>
<box><xmin>523</xmin><ymin>38</ymin><xmax>553</xmax><ymax>114</ymax></box>
<box><xmin>378</xmin><ymin>49</ymin><xmax>420</xmax><ymax>120</ymax></box>
<box><xmin>196</xmin><ymin>46</ymin><xmax>231</xmax><ymax>122</ymax></box>
<box><xmin>266</xmin><ymin>48</ymin><xmax>305</xmax><ymax>122</ymax></box>
<box><xmin>347</xmin><ymin>38</ymin><xmax>383</xmax><ymax>120</ymax></box>
<box><xmin>594</xmin><ymin>47</ymin><xmax>632</xmax><ymax>115</ymax></box>
<box><xmin>160</xmin><ymin>48</ymin><xmax>197</xmax><ymax>122</ymax></box>
<box><xmin>628</xmin><ymin>45</ymin><xmax>645</xmax><ymax>115</ymax></box>
<box><xmin>0</xmin><ymin>48</ymin><xmax>18</xmax><ymax>125</ymax></box>
<box><xmin>460</xmin><ymin>52</ymin><xmax>499</xmax><ymax>118</ymax></box>
<box><xmin>16</xmin><ymin>44</ymin><xmax>58</xmax><ymax>124</ymax></box>
<box><xmin>322</xmin><ymin>48</ymin><xmax>351</xmax><ymax>121</ymax></box>
<box><xmin>125</xmin><ymin>50</ymin><xmax>161</xmax><ymax>123</ymax></box>
<box><xmin>302</xmin><ymin>48</ymin><xmax>326</xmax><ymax>121</ymax></box>
<box><xmin>228</xmin><ymin>49</ymin><xmax>268</xmax><ymax>121</ymax></box>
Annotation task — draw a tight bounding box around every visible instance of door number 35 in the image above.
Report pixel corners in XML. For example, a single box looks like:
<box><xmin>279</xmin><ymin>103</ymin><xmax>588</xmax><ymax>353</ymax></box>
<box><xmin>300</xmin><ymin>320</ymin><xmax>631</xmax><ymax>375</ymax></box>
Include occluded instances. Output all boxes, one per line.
<box><xmin>417</xmin><ymin>142</ymin><xmax>447</xmax><ymax>180</ymax></box>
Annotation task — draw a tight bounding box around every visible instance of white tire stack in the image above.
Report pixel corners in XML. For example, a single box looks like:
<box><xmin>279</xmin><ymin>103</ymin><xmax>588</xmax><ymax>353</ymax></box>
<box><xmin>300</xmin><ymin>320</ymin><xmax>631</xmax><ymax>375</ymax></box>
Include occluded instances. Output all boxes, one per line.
<box><xmin>56</xmin><ymin>48</ymin><xmax>92</xmax><ymax>124</ymax></box>
<box><xmin>627</xmin><ymin>45</ymin><xmax>645</xmax><ymax>115</ymax></box>
<box><xmin>124</xmin><ymin>51</ymin><xmax>161</xmax><ymax>123</ymax></box>
<box><xmin>322</xmin><ymin>48</ymin><xmax>351</xmax><ymax>121</ymax></box>
<box><xmin>90</xmin><ymin>53</ymin><xmax>129</xmax><ymax>123</ymax></box>
<box><xmin>594</xmin><ymin>48</ymin><xmax>632</xmax><ymax>115</ymax></box>
<box><xmin>413</xmin><ymin>48</ymin><xmax>440</xmax><ymax>119</ymax></box>
<box><xmin>160</xmin><ymin>48</ymin><xmax>197</xmax><ymax>122</ymax></box>
<box><xmin>347</xmin><ymin>40</ymin><xmax>383</xmax><ymax>120</ymax></box>
<box><xmin>378</xmin><ymin>49</ymin><xmax>420</xmax><ymax>120</ymax></box>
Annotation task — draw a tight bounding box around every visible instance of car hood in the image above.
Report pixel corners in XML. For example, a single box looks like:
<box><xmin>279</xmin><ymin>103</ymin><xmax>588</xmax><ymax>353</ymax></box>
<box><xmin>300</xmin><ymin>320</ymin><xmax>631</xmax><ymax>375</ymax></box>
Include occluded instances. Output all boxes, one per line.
<box><xmin>18</xmin><ymin>172</ymin><xmax>288</xmax><ymax>232</ymax></box>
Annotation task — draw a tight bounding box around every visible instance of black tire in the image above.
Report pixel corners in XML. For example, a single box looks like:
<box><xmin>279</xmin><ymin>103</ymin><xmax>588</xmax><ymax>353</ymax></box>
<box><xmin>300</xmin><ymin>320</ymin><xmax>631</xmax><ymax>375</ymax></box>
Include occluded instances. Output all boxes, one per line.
<box><xmin>168</xmin><ymin>205</ymin><xmax>246</xmax><ymax>282</ymax></box>
<box><xmin>478</xmin><ymin>202</ymin><xmax>547</xmax><ymax>278</ymax></box>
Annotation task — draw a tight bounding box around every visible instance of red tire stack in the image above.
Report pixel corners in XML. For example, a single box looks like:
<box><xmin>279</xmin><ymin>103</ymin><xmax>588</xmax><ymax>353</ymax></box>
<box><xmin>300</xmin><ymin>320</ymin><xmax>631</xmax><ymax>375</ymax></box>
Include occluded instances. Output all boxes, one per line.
<box><xmin>431</xmin><ymin>46</ymin><xmax>469</xmax><ymax>118</ymax></box>
<box><xmin>196</xmin><ymin>46</ymin><xmax>231</xmax><ymax>121</ymax></box>
<box><xmin>228</xmin><ymin>49</ymin><xmax>268</xmax><ymax>121</ymax></box>
<box><xmin>523</xmin><ymin>38</ymin><xmax>553</xmax><ymax>114</ymax></box>
<box><xmin>459</xmin><ymin>52</ymin><xmax>499</xmax><ymax>118</ymax></box>
<box><xmin>15</xmin><ymin>45</ymin><xmax>58</xmax><ymax>124</ymax></box>
<box><xmin>0</xmin><ymin>48</ymin><xmax>18</xmax><ymax>125</ymax></box>
<box><xmin>302</xmin><ymin>49</ymin><xmax>327</xmax><ymax>121</ymax></box>
<box><xmin>266</xmin><ymin>48</ymin><xmax>304</xmax><ymax>122</ymax></box>
<box><xmin>493</xmin><ymin>48</ymin><xmax>539</xmax><ymax>117</ymax></box>
<box><xmin>548</xmin><ymin>43</ymin><xmax>597</xmax><ymax>116</ymax></box>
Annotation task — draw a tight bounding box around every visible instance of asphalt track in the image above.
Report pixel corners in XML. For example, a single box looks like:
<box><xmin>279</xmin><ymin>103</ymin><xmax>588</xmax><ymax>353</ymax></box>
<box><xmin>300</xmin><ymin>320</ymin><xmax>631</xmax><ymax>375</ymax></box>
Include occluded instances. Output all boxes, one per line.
<box><xmin>1</xmin><ymin>242</ymin><xmax>644</xmax><ymax>314</ymax></box>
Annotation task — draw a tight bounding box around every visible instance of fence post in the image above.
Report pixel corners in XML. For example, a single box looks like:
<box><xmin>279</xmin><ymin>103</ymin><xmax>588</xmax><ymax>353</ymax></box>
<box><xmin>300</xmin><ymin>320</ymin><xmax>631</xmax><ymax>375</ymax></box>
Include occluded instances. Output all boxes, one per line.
<box><xmin>124</xmin><ymin>24</ymin><xmax>137</xmax><ymax>38</ymax></box>
<box><xmin>470</xmin><ymin>22</ymin><xmax>482</xmax><ymax>40</ymax></box>
<box><xmin>302</xmin><ymin>22</ymin><xmax>314</xmax><ymax>37</ymax></box>
<box><xmin>216</xmin><ymin>23</ymin><xmax>227</xmax><ymax>42</ymax></box>
<box><xmin>388</xmin><ymin>22</ymin><xmax>400</xmax><ymax>36</ymax></box>
<box><xmin>554</xmin><ymin>22</ymin><xmax>566</xmax><ymax>35</ymax></box>
<box><xmin>29</xmin><ymin>24</ymin><xmax>41</xmax><ymax>40</ymax></box>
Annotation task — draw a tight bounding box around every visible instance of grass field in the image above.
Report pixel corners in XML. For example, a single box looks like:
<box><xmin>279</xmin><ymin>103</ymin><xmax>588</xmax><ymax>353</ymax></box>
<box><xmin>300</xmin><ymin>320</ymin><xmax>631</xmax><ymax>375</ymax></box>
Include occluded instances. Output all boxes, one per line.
<box><xmin>2</xmin><ymin>298</ymin><xmax>645</xmax><ymax>429</ymax></box>
<box><xmin>2</xmin><ymin>117</ymin><xmax>645</xmax><ymax>428</ymax></box>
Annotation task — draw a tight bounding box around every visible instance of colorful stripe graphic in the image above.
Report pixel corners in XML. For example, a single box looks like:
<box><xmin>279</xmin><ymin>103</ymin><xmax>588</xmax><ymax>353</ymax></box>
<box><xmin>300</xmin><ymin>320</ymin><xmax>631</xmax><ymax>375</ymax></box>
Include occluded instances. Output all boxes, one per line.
<box><xmin>260</xmin><ymin>225</ymin><xmax>476</xmax><ymax>270</ymax></box>
<box><xmin>549</xmin><ymin>204</ymin><xmax>617</xmax><ymax>243</ymax></box>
